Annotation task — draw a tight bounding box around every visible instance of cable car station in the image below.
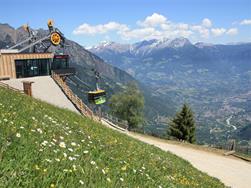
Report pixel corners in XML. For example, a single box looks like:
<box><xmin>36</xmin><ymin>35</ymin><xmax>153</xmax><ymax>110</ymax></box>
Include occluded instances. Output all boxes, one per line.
<box><xmin>0</xmin><ymin>20</ymin><xmax>106</xmax><ymax>106</ymax></box>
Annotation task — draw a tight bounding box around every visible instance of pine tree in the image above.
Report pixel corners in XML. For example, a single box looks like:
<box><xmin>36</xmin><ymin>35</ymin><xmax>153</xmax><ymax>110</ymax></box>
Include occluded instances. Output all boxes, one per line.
<box><xmin>168</xmin><ymin>104</ymin><xmax>196</xmax><ymax>143</ymax></box>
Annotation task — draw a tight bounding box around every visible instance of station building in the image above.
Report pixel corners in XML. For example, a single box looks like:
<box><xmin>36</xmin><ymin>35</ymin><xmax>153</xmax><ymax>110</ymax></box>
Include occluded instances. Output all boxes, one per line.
<box><xmin>0</xmin><ymin>50</ymin><xmax>70</xmax><ymax>79</ymax></box>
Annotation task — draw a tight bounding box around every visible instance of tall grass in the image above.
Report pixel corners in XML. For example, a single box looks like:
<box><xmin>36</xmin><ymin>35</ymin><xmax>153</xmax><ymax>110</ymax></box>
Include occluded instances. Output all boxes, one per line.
<box><xmin>0</xmin><ymin>87</ymin><xmax>224</xmax><ymax>187</ymax></box>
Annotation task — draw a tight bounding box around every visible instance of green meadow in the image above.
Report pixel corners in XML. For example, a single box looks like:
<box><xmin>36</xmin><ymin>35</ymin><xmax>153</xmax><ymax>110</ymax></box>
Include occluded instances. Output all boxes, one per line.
<box><xmin>0</xmin><ymin>87</ymin><xmax>224</xmax><ymax>187</ymax></box>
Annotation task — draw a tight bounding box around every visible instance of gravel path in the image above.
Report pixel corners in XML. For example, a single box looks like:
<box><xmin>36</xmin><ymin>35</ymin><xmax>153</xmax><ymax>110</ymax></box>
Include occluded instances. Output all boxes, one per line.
<box><xmin>128</xmin><ymin>133</ymin><xmax>251</xmax><ymax>188</ymax></box>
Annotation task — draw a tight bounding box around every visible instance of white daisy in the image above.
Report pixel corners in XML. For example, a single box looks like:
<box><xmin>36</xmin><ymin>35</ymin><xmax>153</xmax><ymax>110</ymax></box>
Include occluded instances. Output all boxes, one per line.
<box><xmin>71</xmin><ymin>142</ymin><xmax>76</xmax><ymax>146</ymax></box>
<box><xmin>59</xmin><ymin>142</ymin><xmax>66</xmax><ymax>148</ymax></box>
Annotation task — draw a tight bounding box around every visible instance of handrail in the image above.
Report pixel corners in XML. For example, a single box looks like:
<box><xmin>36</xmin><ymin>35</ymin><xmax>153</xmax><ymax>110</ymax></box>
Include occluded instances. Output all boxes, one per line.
<box><xmin>0</xmin><ymin>82</ymin><xmax>24</xmax><ymax>94</ymax></box>
<box><xmin>51</xmin><ymin>71</ymin><xmax>94</xmax><ymax>119</ymax></box>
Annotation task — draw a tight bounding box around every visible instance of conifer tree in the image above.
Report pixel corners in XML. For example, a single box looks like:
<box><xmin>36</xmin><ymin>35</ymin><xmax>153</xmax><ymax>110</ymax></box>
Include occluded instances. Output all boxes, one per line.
<box><xmin>168</xmin><ymin>104</ymin><xmax>196</xmax><ymax>143</ymax></box>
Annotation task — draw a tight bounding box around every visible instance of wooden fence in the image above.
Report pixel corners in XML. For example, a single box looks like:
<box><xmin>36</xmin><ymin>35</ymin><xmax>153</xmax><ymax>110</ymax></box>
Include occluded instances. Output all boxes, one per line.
<box><xmin>51</xmin><ymin>72</ymin><xmax>95</xmax><ymax>119</ymax></box>
<box><xmin>213</xmin><ymin>140</ymin><xmax>251</xmax><ymax>158</ymax></box>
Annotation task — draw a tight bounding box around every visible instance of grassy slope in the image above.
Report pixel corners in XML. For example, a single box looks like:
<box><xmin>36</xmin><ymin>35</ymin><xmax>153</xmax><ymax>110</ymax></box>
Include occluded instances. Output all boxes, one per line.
<box><xmin>0</xmin><ymin>87</ymin><xmax>224</xmax><ymax>188</ymax></box>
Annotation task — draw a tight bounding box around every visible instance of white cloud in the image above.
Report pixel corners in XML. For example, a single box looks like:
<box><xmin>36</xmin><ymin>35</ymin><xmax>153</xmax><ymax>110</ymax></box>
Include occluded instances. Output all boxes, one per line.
<box><xmin>202</xmin><ymin>18</ymin><xmax>212</xmax><ymax>28</ymax></box>
<box><xmin>191</xmin><ymin>25</ymin><xmax>210</xmax><ymax>38</ymax></box>
<box><xmin>240</xmin><ymin>19</ymin><xmax>251</xmax><ymax>25</ymax></box>
<box><xmin>73</xmin><ymin>22</ymin><xmax>128</xmax><ymax>35</ymax></box>
<box><xmin>121</xmin><ymin>27</ymin><xmax>162</xmax><ymax>40</ymax></box>
<box><xmin>226</xmin><ymin>28</ymin><xmax>238</xmax><ymax>35</ymax></box>
<box><xmin>73</xmin><ymin>13</ymin><xmax>240</xmax><ymax>41</ymax></box>
<box><xmin>211</xmin><ymin>28</ymin><xmax>226</xmax><ymax>36</ymax></box>
<box><xmin>138</xmin><ymin>13</ymin><xmax>167</xmax><ymax>27</ymax></box>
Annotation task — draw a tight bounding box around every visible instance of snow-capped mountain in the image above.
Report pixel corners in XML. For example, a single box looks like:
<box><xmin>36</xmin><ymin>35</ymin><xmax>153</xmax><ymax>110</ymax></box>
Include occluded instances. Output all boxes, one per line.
<box><xmin>90</xmin><ymin>37</ymin><xmax>193</xmax><ymax>56</ymax></box>
<box><xmin>91</xmin><ymin>41</ymin><xmax>130</xmax><ymax>54</ymax></box>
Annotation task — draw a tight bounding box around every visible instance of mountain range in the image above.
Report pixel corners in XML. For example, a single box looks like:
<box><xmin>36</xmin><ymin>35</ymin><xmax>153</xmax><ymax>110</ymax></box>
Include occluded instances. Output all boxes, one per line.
<box><xmin>90</xmin><ymin>38</ymin><xmax>251</xmax><ymax>145</ymax></box>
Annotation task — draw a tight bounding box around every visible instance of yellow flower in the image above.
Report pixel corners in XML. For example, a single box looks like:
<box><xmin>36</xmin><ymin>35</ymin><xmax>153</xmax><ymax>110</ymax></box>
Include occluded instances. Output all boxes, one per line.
<box><xmin>50</xmin><ymin>184</ymin><xmax>55</xmax><ymax>188</ymax></box>
<box><xmin>34</xmin><ymin>165</ymin><xmax>40</xmax><ymax>170</ymax></box>
<box><xmin>121</xmin><ymin>166</ymin><xmax>127</xmax><ymax>171</ymax></box>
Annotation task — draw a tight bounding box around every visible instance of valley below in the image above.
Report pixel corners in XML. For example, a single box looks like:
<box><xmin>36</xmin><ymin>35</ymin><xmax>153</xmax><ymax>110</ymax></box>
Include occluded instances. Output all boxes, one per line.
<box><xmin>90</xmin><ymin>38</ymin><xmax>251</xmax><ymax>146</ymax></box>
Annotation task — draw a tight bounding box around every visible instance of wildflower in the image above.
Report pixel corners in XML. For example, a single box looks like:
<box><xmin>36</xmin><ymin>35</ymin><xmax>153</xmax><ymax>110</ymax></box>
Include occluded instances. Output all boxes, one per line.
<box><xmin>83</xmin><ymin>150</ymin><xmax>89</xmax><ymax>154</ymax></box>
<box><xmin>37</xmin><ymin>128</ymin><xmax>43</xmax><ymax>134</ymax></box>
<box><xmin>102</xmin><ymin>169</ymin><xmax>106</xmax><ymax>174</ymax></box>
<box><xmin>55</xmin><ymin>158</ymin><xmax>60</xmax><ymax>162</ymax></box>
<box><xmin>3</xmin><ymin>119</ymin><xmax>8</xmax><ymax>122</ymax></box>
<box><xmin>71</xmin><ymin>142</ymin><xmax>76</xmax><ymax>146</ymax></box>
<box><xmin>73</xmin><ymin>165</ymin><xmax>77</xmax><ymax>171</ymax></box>
<box><xmin>121</xmin><ymin>166</ymin><xmax>127</xmax><ymax>171</ymax></box>
<box><xmin>106</xmin><ymin>177</ymin><xmax>111</xmax><ymax>182</ymax></box>
<box><xmin>16</xmin><ymin>133</ymin><xmax>21</xmax><ymax>138</ymax></box>
<box><xmin>45</xmin><ymin>159</ymin><xmax>52</xmax><ymax>163</ymax></box>
<box><xmin>81</xmin><ymin>139</ymin><xmax>85</xmax><ymax>143</ymax></box>
<box><xmin>50</xmin><ymin>184</ymin><xmax>55</xmax><ymax>188</ymax></box>
<box><xmin>32</xmin><ymin>117</ymin><xmax>36</xmax><ymax>121</ymax></box>
<box><xmin>43</xmin><ymin>169</ymin><xmax>47</xmax><ymax>172</ymax></box>
<box><xmin>60</xmin><ymin>136</ymin><xmax>64</xmax><ymax>140</ymax></box>
<box><xmin>68</xmin><ymin>148</ymin><xmax>73</xmax><ymax>152</ymax></box>
<box><xmin>142</xmin><ymin>166</ymin><xmax>146</xmax><ymax>170</ymax></box>
<box><xmin>52</xmin><ymin>139</ymin><xmax>57</xmax><ymax>142</ymax></box>
<box><xmin>90</xmin><ymin>161</ymin><xmax>96</xmax><ymax>165</ymax></box>
<box><xmin>133</xmin><ymin>169</ymin><xmax>137</xmax><ymax>173</ymax></box>
<box><xmin>63</xmin><ymin>153</ymin><xmax>67</xmax><ymax>158</ymax></box>
<box><xmin>120</xmin><ymin>178</ymin><xmax>124</xmax><ymax>182</ymax></box>
<box><xmin>79</xmin><ymin>180</ymin><xmax>84</xmax><ymax>185</ymax></box>
<box><xmin>63</xmin><ymin>169</ymin><xmax>68</xmax><ymax>172</ymax></box>
<box><xmin>68</xmin><ymin>156</ymin><xmax>76</xmax><ymax>161</ymax></box>
<box><xmin>59</xmin><ymin>142</ymin><xmax>66</xmax><ymax>148</ymax></box>
<box><xmin>74</xmin><ymin>154</ymin><xmax>80</xmax><ymax>157</ymax></box>
<box><xmin>159</xmin><ymin>186</ymin><xmax>163</xmax><ymax>188</ymax></box>
<box><xmin>20</xmin><ymin>126</ymin><xmax>24</xmax><ymax>129</ymax></box>
<box><xmin>35</xmin><ymin>165</ymin><xmax>40</xmax><ymax>170</ymax></box>
<box><xmin>41</xmin><ymin>140</ymin><xmax>48</xmax><ymax>146</ymax></box>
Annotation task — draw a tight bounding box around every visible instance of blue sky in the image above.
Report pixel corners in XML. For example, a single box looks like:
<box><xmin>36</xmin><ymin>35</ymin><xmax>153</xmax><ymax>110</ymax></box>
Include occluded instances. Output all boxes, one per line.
<box><xmin>0</xmin><ymin>0</ymin><xmax>251</xmax><ymax>46</ymax></box>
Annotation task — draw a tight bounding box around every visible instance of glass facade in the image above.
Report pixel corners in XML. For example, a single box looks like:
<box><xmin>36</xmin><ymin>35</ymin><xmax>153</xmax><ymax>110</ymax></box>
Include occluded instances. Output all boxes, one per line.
<box><xmin>51</xmin><ymin>55</ymin><xmax>69</xmax><ymax>70</ymax></box>
<box><xmin>15</xmin><ymin>59</ymin><xmax>50</xmax><ymax>78</ymax></box>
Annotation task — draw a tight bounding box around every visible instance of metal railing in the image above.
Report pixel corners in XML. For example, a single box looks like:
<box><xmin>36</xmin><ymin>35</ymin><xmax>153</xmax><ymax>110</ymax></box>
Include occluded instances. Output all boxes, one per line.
<box><xmin>102</xmin><ymin>112</ymin><xmax>128</xmax><ymax>130</ymax></box>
